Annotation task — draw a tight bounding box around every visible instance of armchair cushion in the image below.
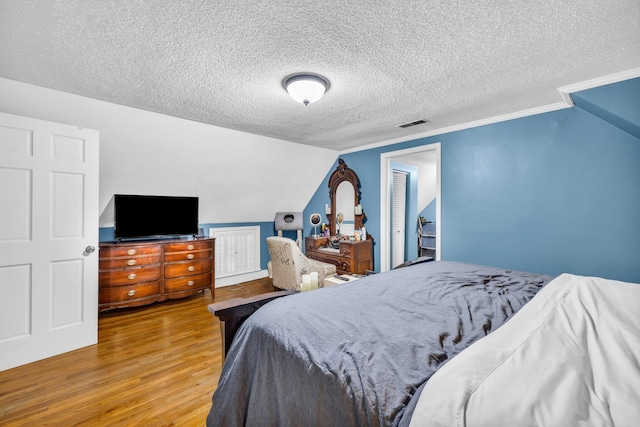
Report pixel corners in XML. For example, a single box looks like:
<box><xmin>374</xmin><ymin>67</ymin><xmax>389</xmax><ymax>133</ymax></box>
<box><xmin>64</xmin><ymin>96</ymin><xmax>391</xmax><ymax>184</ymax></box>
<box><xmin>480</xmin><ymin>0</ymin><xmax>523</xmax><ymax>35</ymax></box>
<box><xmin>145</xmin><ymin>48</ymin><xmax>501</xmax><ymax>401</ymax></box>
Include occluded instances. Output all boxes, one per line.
<box><xmin>267</xmin><ymin>236</ymin><xmax>336</xmax><ymax>291</ymax></box>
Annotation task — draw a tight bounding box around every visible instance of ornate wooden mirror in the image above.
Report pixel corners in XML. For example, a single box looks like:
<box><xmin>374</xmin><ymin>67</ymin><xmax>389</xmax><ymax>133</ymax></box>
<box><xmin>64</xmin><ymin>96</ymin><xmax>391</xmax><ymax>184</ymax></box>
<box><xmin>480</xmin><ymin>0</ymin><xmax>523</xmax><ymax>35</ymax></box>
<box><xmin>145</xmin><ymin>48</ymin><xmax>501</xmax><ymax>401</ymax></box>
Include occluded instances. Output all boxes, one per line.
<box><xmin>328</xmin><ymin>159</ymin><xmax>365</xmax><ymax>236</ymax></box>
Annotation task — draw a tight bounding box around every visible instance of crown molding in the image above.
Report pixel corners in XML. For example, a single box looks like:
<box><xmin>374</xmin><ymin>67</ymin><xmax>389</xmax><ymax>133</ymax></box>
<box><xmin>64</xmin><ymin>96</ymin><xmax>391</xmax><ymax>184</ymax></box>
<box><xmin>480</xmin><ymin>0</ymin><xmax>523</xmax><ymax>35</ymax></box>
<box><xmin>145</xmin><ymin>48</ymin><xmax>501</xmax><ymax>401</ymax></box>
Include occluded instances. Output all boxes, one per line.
<box><xmin>342</xmin><ymin>102</ymin><xmax>570</xmax><ymax>154</ymax></box>
<box><xmin>557</xmin><ymin>68</ymin><xmax>640</xmax><ymax>95</ymax></box>
<box><xmin>343</xmin><ymin>68</ymin><xmax>640</xmax><ymax>154</ymax></box>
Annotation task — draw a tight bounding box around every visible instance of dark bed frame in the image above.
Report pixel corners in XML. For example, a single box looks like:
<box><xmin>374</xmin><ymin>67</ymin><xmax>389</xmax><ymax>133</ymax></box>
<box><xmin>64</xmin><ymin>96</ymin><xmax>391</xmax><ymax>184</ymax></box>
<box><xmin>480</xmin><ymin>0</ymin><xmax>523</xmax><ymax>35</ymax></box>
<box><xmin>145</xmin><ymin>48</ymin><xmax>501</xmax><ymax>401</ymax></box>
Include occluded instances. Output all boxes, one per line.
<box><xmin>208</xmin><ymin>291</ymin><xmax>295</xmax><ymax>360</ymax></box>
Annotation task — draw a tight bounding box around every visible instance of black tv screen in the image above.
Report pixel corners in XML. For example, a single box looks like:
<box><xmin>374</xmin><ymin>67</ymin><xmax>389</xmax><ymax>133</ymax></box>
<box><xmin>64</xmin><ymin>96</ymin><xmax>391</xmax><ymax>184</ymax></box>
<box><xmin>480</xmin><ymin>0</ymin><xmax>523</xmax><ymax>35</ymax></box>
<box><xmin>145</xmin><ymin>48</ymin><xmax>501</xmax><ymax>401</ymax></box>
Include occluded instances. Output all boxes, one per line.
<box><xmin>114</xmin><ymin>194</ymin><xmax>199</xmax><ymax>240</ymax></box>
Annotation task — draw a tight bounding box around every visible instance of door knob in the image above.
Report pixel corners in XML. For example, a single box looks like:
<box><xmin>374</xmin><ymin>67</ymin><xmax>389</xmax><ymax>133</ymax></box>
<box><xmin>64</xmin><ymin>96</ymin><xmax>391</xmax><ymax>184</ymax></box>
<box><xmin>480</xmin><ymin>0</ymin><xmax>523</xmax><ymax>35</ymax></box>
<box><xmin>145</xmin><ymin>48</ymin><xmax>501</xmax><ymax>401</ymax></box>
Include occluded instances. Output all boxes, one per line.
<box><xmin>85</xmin><ymin>245</ymin><xmax>96</xmax><ymax>254</ymax></box>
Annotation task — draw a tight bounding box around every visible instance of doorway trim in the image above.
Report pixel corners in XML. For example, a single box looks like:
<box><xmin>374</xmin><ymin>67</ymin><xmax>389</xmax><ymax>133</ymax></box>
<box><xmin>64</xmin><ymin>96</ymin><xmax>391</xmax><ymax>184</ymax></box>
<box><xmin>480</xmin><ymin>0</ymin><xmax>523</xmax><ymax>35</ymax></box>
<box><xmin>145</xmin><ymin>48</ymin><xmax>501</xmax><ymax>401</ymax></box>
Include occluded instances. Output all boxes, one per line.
<box><xmin>380</xmin><ymin>142</ymin><xmax>441</xmax><ymax>272</ymax></box>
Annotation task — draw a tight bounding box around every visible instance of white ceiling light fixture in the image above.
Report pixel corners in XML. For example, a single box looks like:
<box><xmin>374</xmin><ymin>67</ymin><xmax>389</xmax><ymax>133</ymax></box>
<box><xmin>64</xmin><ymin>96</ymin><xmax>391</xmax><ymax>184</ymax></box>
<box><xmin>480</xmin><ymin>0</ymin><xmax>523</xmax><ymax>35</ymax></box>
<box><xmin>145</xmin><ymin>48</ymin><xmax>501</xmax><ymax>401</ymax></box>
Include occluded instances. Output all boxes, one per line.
<box><xmin>283</xmin><ymin>73</ymin><xmax>330</xmax><ymax>106</ymax></box>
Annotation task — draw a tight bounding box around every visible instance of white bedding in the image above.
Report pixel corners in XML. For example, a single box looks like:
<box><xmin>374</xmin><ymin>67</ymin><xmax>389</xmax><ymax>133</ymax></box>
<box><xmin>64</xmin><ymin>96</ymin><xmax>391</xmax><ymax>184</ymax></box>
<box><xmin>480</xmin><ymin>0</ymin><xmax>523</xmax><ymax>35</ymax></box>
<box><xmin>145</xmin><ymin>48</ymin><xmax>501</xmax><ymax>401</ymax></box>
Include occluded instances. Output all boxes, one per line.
<box><xmin>410</xmin><ymin>273</ymin><xmax>640</xmax><ymax>427</ymax></box>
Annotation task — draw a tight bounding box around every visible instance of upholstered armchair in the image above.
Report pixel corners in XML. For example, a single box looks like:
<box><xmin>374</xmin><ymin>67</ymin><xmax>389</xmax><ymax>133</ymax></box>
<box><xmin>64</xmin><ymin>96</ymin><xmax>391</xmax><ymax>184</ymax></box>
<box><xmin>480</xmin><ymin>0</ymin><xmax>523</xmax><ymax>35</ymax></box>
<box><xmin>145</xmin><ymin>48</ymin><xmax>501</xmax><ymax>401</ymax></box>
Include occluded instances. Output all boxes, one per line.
<box><xmin>267</xmin><ymin>236</ymin><xmax>336</xmax><ymax>291</ymax></box>
<box><xmin>267</xmin><ymin>211</ymin><xmax>304</xmax><ymax>279</ymax></box>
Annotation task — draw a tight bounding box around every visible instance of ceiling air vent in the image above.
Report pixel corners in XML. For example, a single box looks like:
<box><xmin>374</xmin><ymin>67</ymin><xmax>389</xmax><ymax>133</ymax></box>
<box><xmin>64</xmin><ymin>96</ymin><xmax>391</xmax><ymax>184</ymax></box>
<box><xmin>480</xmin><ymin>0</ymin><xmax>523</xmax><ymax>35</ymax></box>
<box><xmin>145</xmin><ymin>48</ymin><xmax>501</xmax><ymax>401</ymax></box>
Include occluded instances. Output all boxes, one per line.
<box><xmin>396</xmin><ymin>119</ymin><xmax>429</xmax><ymax>128</ymax></box>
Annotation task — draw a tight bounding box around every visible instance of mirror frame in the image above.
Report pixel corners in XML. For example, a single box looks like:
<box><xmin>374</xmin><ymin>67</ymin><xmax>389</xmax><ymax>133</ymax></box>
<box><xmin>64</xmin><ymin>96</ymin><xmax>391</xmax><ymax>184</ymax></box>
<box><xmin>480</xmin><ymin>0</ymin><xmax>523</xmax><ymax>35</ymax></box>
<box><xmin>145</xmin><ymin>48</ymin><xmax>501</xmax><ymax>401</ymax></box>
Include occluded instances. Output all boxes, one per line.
<box><xmin>328</xmin><ymin>159</ymin><xmax>365</xmax><ymax>236</ymax></box>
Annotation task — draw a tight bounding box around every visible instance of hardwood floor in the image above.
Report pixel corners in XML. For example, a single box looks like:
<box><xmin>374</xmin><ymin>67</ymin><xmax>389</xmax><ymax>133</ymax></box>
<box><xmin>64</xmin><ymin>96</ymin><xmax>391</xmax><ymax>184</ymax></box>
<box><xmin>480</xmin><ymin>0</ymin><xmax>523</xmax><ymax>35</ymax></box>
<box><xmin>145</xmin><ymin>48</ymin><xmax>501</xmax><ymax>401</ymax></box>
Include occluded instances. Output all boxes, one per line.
<box><xmin>0</xmin><ymin>278</ymin><xmax>275</xmax><ymax>427</ymax></box>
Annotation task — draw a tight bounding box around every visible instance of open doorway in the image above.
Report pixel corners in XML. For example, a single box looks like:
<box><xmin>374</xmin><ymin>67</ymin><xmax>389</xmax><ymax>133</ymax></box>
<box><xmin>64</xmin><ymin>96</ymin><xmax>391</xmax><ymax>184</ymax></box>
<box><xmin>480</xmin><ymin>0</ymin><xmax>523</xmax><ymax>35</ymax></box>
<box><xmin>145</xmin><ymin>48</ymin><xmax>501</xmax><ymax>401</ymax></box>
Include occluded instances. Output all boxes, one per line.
<box><xmin>380</xmin><ymin>143</ymin><xmax>441</xmax><ymax>272</ymax></box>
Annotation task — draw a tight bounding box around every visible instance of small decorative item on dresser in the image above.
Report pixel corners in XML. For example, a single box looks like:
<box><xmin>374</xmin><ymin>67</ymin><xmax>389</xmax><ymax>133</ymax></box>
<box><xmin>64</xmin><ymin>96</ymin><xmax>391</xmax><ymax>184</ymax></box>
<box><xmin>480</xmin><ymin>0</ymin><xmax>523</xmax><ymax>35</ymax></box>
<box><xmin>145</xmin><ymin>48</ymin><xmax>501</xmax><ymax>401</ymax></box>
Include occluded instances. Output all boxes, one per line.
<box><xmin>310</xmin><ymin>213</ymin><xmax>322</xmax><ymax>237</ymax></box>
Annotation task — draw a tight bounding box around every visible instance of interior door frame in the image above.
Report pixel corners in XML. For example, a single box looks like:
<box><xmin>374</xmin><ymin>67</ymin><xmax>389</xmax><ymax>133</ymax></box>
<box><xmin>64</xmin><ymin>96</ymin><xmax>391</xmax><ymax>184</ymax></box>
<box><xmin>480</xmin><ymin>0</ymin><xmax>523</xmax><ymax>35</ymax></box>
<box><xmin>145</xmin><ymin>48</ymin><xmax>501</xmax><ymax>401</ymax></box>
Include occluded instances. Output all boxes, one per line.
<box><xmin>380</xmin><ymin>142</ymin><xmax>441</xmax><ymax>272</ymax></box>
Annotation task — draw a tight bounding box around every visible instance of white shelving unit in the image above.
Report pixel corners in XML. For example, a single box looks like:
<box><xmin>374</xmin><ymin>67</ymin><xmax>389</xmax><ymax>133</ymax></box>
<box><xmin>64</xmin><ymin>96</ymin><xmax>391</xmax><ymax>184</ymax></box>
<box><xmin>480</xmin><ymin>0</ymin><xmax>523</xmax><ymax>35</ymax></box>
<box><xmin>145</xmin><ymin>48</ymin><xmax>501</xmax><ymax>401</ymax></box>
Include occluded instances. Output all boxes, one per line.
<box><xmin>418</xmin><ymin>220</ymin><xmax>436</xmax><ymax>258</ymax></box>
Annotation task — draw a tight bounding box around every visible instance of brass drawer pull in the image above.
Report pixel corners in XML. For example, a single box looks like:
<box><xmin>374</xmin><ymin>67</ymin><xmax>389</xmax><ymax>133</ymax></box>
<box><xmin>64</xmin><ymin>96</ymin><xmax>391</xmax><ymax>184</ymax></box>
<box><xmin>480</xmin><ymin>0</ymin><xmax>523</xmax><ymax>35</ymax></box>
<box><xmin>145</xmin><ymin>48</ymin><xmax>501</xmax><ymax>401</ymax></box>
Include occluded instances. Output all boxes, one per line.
<box><xmin>187</xmin><ymin>244</ymin><xmax>195</xmax><ymax>250</ymax></box>
<box><xmin>127</xmin><ymin>273</ymin><xmax>137</xmax><ymax>280</ymax></box>
<box><xmin>127</xmin><ymin>290</ymin><xmax>136</xmax><ymax>297</ymax></box>
<box><xmin>127</xmin><ymin>259</ymin><xmax>137</xmax><ymax>266</ymax></box>
<box><xmin>187</xmin><ymin>280</ymin><xmax>195</xmax><ymax>286</ymax></box>
<box><xmin>186</xmin><ymin>254</ymin><xmax>195</xmax><ymax>260</ymax></box>
<box><xmin>187</xmin><ymin>266</ymin><xmax>195</xmax><ymax>272</ymax></box>
<box><xmin>127</xmin><ymin>249</ymin><xmax>137</xmax><ymax>256</ymax></box>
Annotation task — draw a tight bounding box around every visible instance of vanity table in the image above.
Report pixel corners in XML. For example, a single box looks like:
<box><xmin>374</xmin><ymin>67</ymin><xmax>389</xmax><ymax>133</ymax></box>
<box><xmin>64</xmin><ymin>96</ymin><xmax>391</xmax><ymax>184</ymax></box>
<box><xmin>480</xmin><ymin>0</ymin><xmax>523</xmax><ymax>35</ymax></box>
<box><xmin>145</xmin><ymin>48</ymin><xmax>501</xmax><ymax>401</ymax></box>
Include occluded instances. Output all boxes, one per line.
<box><xmin>306</xmin><ymin>159</ymin><xmax>373</xmax><ymax>275</ymax></box>
<box><xmin>305</xmin><ymin>236</ymin><xmax>372</xmax><ymax>275</ymax></box>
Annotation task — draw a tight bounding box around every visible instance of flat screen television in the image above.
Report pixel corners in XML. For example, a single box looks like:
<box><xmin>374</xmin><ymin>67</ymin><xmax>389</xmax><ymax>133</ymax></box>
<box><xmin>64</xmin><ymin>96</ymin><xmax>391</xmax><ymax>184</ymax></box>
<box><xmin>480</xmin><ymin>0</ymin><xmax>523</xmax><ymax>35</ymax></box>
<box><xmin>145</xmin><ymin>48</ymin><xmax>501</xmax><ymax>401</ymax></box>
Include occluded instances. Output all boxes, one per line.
<box><xmin>114</xmin><ymin>194</ymin><xmax>199</xmax><ymax>240</ymax></box>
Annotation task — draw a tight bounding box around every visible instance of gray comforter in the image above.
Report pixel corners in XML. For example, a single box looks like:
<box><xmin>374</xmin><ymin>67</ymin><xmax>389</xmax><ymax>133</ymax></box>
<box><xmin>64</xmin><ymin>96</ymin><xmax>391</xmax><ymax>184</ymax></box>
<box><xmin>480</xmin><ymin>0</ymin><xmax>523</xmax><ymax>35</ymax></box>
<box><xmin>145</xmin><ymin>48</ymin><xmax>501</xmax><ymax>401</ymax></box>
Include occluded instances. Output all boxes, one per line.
<box><xmin>206</xmin><ymin>261</ymin><xmax>553</xmax><ymax>427</ymax></box>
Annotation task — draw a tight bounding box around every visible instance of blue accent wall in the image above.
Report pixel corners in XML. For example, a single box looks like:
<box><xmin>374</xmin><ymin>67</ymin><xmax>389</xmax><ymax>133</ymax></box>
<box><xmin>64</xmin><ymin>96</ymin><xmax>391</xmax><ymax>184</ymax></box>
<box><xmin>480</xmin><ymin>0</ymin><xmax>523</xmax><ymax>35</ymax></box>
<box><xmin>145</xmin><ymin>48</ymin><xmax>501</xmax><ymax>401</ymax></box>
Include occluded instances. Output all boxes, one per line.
<box><xmin>303</xmin><ymin>150</ymin><xmax>382</xmax><ymax>263</ymax></box>
<box><xmin>303</xmin><ymin>161</ymin><xmax>340</xmax><ymax>238</ymax></box>
<box><xmin>572</xmin><ymin>78</ymin><xmax>640</xmax><ymax>139</ymax></box>
<box><xmin>99</xmin><ymin>227</ymin><xmax>116</xmax><ymax>242</ymax></box>
<box><xmin>305</xmin><ymin>78</ymin><xmax>640</xmax><ymax>282</ymax></box>
<box><xmin>420</xmin><ymin>199</ymin><xmax>436</xmax><ymax>222</ymax></box>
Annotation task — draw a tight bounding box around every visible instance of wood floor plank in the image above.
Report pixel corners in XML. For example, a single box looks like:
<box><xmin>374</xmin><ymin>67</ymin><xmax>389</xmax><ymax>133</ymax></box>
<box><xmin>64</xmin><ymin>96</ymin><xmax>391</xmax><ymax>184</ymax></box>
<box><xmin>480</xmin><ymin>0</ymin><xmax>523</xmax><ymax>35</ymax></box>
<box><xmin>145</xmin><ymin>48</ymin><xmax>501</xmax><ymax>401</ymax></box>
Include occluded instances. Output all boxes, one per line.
<box><xmin>0</xmin><ymin>278</ymin><xmax>274</xmax><ymax>426</ymax></box>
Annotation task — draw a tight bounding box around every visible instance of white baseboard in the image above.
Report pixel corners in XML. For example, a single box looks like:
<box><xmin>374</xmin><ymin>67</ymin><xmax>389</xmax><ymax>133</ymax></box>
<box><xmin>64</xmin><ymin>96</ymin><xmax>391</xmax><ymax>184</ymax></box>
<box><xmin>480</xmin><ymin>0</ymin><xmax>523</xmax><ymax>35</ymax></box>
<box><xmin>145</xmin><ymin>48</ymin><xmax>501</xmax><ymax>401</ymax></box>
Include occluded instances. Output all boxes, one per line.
<box><xmin>215</xmin><ymin>269</ymin><xmax>269</xmax><ymax>288</ymax></box>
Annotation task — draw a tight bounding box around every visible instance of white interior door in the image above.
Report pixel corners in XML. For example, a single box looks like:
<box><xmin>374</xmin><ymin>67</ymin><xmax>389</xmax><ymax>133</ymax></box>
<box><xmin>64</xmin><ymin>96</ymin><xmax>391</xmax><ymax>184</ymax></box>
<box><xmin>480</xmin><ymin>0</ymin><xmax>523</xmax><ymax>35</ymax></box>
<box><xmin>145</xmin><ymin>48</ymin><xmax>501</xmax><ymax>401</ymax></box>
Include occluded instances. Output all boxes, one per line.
<box><xmin>391</xmin><ymin>171</ymin><xmax>407</xmax><ymax>268</ymax></box>
<box><xmin>0</xmin><ymin>112</ymin><xmax>99</xmax><ymax>371</ymax></box>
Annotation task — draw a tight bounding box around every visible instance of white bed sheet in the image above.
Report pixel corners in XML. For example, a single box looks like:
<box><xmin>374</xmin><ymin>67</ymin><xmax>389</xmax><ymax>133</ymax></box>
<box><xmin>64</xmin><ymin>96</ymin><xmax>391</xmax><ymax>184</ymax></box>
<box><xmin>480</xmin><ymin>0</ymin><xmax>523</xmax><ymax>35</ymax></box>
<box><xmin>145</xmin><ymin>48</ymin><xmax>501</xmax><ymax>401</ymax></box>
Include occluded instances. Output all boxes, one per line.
<box><xmin>410</xmin><ymin>273</ymin><xmax>640</xmax><ymax>427</ymax></box>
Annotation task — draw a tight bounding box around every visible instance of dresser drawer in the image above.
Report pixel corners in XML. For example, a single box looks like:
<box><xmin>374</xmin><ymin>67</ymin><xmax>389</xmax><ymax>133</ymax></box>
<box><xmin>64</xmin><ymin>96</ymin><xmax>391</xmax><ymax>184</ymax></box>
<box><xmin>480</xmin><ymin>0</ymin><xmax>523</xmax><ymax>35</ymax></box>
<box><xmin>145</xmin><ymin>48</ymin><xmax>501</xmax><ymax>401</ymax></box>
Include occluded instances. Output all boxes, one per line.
<box><xmin>98</xmin><ymin>237</ymin><xmax>215</xmax><ymax>311</ymax></box>
<box><xmin>305</xmin><ymin>237</ymin><xmax>329</xmax><ymax>251</ymax></box>
<box><xmin>164</xmin><ymin>258</ymin><xmax>212</xmax><ymax>278</ymax></box>
<box><xmin>164</xmin><ymin>273</ymin><xmax>212</xmax><ymax>293</ymax></box>
<box><xmin>305</xmin><ymin>237</ymin><xmax>372</xmax><ymax>275</ymax></box>
<box><xmin>99</xmin><ymin>281</ymin><xmax>161</xmax><ymax>304</ymax></box>
<box><xmin>164</xmin><ymin>240</ymin><xmax>212</xmax><ymax>253</ymax></box>
<box><xmin>99</xmin><ymin>244</ymin><xmax>161</xmax><ymax>258</ymax></box>
<box><xmin>307</xmin><ymin>251</ymin><xmax>342</xmax><ymax>268</ymax></box>
<box><xmin>313</xmin><ymin>253</ymin><xmax>349</xmax><ymax>272</ymax></box>
<box><xmin>99</xmin><ymin>254</ymin><xmax>161</xmax><ymax>270</ymax></box>
<box><xmin>164</xmin><ymin>249</ymin><xmax>212</xmax><ymax>263</ymax></box>
<box><xmin>99</xmin><ymin>265</ymin><xmax>162</xmax><ymax>287</ymax></box>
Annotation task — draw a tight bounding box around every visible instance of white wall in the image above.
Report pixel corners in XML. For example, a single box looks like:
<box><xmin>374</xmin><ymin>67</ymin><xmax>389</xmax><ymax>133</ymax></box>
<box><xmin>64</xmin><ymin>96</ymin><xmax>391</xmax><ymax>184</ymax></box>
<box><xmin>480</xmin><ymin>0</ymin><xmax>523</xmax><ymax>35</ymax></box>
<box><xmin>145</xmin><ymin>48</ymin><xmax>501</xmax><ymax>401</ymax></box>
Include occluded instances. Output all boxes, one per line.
<box><xmin>0</xmin><ymin>78</ymin><xmax>338</xmax><ymax>226</ymax></box>
<box><xmin>392</xmin><ymin>150</ymin><xmax>437</xmax><ymax>210</ymax></box>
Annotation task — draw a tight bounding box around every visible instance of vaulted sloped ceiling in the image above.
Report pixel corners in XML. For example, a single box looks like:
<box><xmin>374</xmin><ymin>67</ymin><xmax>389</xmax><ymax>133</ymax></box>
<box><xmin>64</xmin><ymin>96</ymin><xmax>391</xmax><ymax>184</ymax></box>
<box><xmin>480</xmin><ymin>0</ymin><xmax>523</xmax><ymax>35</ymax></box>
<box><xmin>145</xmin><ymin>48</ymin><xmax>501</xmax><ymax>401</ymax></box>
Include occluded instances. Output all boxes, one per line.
<box><xmin>1</xmin><ymin>1</ymin><xmax>639</xmax><ymax>151</ymax></box>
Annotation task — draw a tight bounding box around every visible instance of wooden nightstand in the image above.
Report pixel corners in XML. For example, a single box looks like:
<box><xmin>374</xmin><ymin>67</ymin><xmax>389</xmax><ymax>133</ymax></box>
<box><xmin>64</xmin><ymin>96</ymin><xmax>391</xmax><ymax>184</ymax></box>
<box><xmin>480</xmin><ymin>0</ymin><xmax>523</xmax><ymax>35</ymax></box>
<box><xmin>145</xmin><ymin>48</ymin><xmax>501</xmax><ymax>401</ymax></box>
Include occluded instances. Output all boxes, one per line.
<box><xmin>305</xmin><ymin>236</ymin><xmax>373</xmax><ymax>275</ymax></box>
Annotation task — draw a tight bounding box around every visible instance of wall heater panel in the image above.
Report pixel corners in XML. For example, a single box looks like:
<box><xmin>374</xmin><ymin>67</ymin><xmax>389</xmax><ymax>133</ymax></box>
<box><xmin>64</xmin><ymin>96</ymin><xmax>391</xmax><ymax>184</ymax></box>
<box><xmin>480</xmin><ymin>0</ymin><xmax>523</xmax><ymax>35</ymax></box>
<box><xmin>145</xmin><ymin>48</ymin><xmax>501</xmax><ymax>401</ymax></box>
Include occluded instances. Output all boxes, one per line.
<box><xmin>209</xmin><ymin>226</ymin><xmax>260</xmax><ymax>279</ymax></box>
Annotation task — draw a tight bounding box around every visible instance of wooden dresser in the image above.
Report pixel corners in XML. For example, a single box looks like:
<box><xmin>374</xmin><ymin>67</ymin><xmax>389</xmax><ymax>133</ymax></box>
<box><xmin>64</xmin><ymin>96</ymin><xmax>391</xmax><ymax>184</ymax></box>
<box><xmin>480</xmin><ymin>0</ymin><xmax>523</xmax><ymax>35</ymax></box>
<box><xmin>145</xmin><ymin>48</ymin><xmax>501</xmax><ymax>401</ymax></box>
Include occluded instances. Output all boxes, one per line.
<box><xmin>305</xmin><ymin>236</ymin><xmax>373</xmax><ymax>275</ymax></box>
<box><xmin>99</xmin><ymin>238</ymin><xmax>215</xmax><ymax>311</ymax></box>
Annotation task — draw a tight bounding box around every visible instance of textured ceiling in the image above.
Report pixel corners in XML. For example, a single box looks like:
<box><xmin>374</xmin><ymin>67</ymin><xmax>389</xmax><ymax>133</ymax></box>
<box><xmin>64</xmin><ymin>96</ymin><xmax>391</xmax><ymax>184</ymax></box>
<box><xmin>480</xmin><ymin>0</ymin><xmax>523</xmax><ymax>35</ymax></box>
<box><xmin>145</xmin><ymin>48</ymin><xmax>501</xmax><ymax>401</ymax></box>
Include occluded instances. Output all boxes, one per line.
<box><xmin>1</xmin><ymin>1</ymin><xmax>639</xmax><ymax>151</ymax></box>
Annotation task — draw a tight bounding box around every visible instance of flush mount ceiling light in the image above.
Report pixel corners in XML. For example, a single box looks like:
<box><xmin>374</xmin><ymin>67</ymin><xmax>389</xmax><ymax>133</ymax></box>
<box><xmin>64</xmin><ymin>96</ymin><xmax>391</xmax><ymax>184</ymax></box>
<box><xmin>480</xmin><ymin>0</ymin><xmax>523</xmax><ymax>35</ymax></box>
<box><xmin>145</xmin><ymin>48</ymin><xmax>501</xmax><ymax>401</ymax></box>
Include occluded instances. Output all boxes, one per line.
<box><xmin>283</xmin><ymin>73</ymin><xmax>330</xmax><ymax>106</ymax></box>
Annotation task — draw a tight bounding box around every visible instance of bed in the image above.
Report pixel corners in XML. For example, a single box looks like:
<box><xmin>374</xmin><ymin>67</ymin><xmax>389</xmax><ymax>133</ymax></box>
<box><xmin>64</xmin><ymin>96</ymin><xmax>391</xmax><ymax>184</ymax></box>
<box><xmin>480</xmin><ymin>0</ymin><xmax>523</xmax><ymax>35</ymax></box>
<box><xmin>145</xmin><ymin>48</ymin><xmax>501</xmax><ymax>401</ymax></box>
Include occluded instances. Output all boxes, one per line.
<box><xmin>205</xmin><ymin>261</ymin><xmax>640</xmax><ymax>426</ymax></box>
